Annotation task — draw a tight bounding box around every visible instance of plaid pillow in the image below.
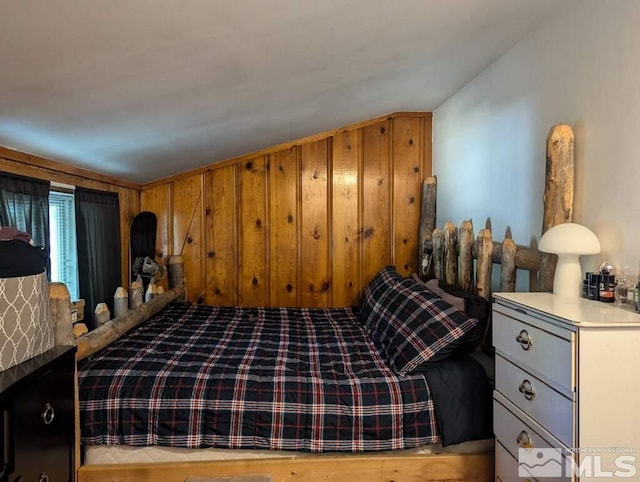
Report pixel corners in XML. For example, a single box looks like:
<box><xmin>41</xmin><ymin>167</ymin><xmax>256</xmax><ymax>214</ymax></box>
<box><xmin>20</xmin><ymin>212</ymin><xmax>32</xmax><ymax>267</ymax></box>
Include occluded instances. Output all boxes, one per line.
<box><xmin>384</xmin><ymin>278</ymin><xmax>479</xmax><ymax>375</ymax></box>
<box><xmin>359</xmin><ymin>265</ymin><xmax>403</xmax><ymax>331</ymax></box>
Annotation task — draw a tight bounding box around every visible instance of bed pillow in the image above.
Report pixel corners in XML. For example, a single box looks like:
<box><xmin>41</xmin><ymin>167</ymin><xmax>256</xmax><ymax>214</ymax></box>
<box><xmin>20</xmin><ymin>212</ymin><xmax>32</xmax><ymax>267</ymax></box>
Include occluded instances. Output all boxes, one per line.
<box><xmin>411</xmin><ymin>275</ymin><xmax>490</xmax><ymax>354</ymax></box>
<box><xmin>383</xmin><ymin>277</ymin><xmax>480</xmax><ymax>375</ymax></box>
<box><xmin>411</xmin><ymin>274</ymin><xmax>465</xmax><ymax>312</ymax></box>
<box><xmin>359</xmin><ymin>265</ymin><xmax>403</xmax><ymax>332</ymax></box>
<box><xmin>363</xmin><ymin>273</ymin><xmax>437</xmax><ymax>357</ymax></box>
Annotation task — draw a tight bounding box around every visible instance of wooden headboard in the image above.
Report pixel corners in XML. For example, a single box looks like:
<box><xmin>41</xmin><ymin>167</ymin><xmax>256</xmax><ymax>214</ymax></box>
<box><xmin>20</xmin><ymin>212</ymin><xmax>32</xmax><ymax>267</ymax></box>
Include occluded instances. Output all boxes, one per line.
<box><xmin>418</xmin><ymin>123</ymin><xmax>575</xmax><ymax>301</ymax></box>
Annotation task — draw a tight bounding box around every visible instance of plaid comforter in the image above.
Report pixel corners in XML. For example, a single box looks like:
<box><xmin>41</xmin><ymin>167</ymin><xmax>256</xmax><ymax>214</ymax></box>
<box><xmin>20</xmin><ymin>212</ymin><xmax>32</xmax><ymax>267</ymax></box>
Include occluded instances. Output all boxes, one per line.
<box><xmin>78</xmin><ymin>304</ymin><xmax>439</xmax><ymax>452</ymax></box>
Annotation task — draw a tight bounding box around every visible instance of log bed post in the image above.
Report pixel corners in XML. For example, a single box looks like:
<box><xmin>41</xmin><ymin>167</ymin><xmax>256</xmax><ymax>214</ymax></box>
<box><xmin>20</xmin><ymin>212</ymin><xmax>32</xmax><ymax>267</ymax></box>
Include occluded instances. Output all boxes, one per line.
<box><xmin>539</xmin><ymin>124</ymin><xmax>575</xmax><ymax>291</ymax></box>
<box><xmin>49</xmin><ymin>282</ymin><xmax>75</xmax><ymax>346</ymax></box>
<box><xmin>419</xmin><ymin>177</ymin><xmax>437</xmax><ymax>276</ymax></box>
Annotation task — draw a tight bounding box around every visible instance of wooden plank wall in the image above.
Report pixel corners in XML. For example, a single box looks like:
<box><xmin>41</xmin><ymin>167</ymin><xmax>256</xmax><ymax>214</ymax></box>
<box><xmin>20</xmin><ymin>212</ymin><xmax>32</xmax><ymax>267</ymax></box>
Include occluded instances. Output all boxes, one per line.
<box><xmin>0</xmin><ymin>147</ymin><xmax>141</xmax><ymax>288</ymax></box>
<box><xmin>141</xmin><ymin>113</ymin><xmax>432</xmax><ymax>307</ymax></box>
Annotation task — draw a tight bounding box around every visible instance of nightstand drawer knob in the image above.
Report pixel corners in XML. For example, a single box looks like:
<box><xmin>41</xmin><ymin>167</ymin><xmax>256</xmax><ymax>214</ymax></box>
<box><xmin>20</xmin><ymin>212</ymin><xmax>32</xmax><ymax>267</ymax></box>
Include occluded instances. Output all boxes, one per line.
<box><xmin>41</xmin><ymin>403</ymin><xmax>55</xmax><ymax>425</ymax></box>
<box><xmin>517</xmin><ymin>430</ymin><xmax>533</xmax><ymax>448</ymax></box>
<box><xmin>518</xmin><ymin>379</ymin><xmax>536</xmax><ymax>401</ymax></box>
<box><xmin>515</xmin><ymin>330</ymin><xmax>533</xmax><ymax>350</ymax></box>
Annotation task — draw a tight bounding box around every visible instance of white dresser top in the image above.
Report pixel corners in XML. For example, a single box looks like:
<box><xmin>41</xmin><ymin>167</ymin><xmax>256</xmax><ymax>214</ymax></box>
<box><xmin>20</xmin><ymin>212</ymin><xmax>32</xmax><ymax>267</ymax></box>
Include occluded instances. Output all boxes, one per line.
<box><xmin>493</xmin><ymin>292</ymin><xmax>640</xmax><ymax>327</ymax></box>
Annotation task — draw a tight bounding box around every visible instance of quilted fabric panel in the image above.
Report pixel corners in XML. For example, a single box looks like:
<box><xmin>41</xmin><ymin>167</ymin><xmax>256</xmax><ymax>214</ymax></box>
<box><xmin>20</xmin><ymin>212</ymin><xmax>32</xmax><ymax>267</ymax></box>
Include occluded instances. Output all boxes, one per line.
<box><xmin>0</xmin><ymin>271</ymin><xmax>53</xmax><ymax>370</ymax></box>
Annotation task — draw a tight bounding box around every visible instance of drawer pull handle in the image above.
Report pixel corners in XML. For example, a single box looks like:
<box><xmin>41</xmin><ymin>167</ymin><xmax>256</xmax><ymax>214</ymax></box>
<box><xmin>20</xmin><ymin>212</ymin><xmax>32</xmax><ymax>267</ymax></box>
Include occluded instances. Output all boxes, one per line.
<box><xmin>519</xmin><ymin>379</ymin><xmax>536</xmax><ymax>400</ymax></box>
<box><xmin>517</xmin><ymin>430</ymin><xmax>533</xmax><ymax>448</ymax></box>
<box><xmin>41</xmin><ymin>403</ymin><xmax>55</xmax><ymax>425</ymax></box>
<box><xmin>515</xmin><ymin>330</ymin><xmax>533</xmax><ymax>350</ymax></box>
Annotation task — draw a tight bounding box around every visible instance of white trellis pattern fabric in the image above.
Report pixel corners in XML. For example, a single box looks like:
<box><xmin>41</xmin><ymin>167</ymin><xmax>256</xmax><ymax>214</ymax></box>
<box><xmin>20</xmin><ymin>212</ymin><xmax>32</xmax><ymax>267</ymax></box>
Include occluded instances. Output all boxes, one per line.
<box><xmin>0</xmin><ymin>271</ymin><xmax>53</xmax><ymax>371</ymax></box>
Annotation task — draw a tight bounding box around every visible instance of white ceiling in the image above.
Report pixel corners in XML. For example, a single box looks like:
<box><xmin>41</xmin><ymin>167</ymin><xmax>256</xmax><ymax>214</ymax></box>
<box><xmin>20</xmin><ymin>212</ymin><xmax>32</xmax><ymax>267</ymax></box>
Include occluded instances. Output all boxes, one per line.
<box><xmin>0</xmin><ymin>1</ymin><xmax>566</xmax><ymax>184</ymax></box>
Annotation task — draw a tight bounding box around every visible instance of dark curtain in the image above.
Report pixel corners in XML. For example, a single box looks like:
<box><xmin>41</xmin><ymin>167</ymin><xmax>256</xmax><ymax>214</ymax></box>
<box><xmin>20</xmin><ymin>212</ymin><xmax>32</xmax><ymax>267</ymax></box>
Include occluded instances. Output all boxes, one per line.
<box><xmin>75</xmin><ymin>187</ymin><xmax>121</xmax><ymax>329</ymax></box>
<box><xmin>0</xmin><ymin>172</ymin><xmax>50</xmax><ymax>248</ymax></box>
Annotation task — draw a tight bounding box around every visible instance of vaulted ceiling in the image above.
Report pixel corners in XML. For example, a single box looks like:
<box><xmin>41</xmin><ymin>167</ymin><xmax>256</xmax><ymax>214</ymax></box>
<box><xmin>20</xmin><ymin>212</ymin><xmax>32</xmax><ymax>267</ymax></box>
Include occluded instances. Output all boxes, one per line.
<box><xmin>0</xmin><ymin>1</ymin><xmax>569</xmax><ymax>184</ymax></box>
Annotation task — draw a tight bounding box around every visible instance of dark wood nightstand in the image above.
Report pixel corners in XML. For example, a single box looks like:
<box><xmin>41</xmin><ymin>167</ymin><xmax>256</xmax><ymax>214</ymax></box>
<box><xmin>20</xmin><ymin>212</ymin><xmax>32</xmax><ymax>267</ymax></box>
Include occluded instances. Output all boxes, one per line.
<box><xmin>0</xmin><ymin>345</ymin><xmax>76</xmax><ymax>482</ymax></box>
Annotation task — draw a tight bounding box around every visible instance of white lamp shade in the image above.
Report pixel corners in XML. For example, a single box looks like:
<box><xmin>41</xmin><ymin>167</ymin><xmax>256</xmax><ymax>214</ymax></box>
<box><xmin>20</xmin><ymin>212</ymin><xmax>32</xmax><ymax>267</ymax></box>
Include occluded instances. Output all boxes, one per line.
<box><xmin>539</xmin><ymin>223</ymin><xmax>601</xmax><ymax>298</ymax></box>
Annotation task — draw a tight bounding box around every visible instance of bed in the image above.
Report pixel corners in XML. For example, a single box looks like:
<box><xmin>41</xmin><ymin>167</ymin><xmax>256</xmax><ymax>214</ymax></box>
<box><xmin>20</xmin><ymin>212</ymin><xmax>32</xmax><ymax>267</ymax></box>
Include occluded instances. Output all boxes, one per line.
<box><xmin>71</xmin><ymin>126</ymin><xmax>574</xmax><ymax>482</ymax></box>
<box><xmin>76</xmin><ymin>268</ymin><xmax>495</xmax><ymax>482</ymax></box>
<box><xmin>78</xmin><ymin>281</ymin><xmax>491</xmax><ymax>447</ymax></box>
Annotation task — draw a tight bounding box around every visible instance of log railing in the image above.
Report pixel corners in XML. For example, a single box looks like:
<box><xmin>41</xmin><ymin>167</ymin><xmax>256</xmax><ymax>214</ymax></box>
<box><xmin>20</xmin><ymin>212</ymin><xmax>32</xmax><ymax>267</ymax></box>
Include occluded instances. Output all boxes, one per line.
<box><xmin>420</xmin><ymin>123</ymin><xmax>574</xmax><ymax>300</ymax></box>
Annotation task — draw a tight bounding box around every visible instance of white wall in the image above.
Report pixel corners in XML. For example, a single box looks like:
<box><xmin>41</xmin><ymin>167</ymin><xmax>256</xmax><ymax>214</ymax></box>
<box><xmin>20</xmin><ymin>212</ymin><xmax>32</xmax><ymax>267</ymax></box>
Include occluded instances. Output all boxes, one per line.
<box><xmin>433</xmin><ymin>1</ymin><xmax>640</xmax><ymax>287</ymax></box>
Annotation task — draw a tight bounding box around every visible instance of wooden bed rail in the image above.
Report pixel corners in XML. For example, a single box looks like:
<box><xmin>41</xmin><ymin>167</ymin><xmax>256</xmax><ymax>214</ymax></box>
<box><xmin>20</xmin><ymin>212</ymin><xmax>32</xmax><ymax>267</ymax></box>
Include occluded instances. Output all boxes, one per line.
<box><xmin>75</xmin><ymin>286</ymin><xmax>185</xmax><ymax>360</ymax></box>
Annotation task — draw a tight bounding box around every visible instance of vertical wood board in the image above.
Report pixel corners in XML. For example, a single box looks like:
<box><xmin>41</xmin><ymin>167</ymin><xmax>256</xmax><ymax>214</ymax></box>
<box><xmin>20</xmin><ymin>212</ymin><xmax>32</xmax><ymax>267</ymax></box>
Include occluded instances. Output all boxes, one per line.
<box><xmin>392</xmin><ymin>117</ymin><xmax>423</xmax><ymax>276</ymax></box>
<box><xmin>238</xmin><ymin>157</ymin><xmax>269</xmax><ymax>306</ymax></box>
<box><xmin>361</xmin><ymin>121</ymin><xmax>392</xmax><ymax>285</ymax></box>
<box><xmin>172</xmin><ymin>174</ymin><xmax>204</xmax><ymax>304</ymax></box>
<box><xmin>331</xmin><ymin>130</ymin><xmax>361</xmax><ymax>306</ymax></box>
<box><xmin>300</xmin><ymin>140</ymin><xmax>331</xmax><ymax>307</ymax></box>
<box><xmin>205</xmin><ymin>166</ymin><xmax>238</xmax><ymax>306</ymax></box>
<box><xmin>269</xmin><ymin>147</ymin><xmax>300</xmax><ymax>306</ymax></box>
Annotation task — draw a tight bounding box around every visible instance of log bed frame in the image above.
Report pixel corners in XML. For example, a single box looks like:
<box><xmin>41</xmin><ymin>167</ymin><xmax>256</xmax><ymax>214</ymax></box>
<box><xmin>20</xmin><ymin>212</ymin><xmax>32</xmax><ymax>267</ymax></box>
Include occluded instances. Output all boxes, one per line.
<box><xmin>54</xmin><ymin>125</ymin><xmax>574</xmax><ymax>482</ymax></box>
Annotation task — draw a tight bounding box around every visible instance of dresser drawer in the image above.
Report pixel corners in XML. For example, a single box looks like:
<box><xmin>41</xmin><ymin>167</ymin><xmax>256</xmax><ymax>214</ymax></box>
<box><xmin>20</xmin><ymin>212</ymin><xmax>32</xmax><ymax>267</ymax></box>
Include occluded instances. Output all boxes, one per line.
<box><xmin>494</xmin><ymin>393</ymin><xmax>569</xmax><ymax>463</ymax></box>
<box><xmin>496</xmin><ymin>440</ymin><xmax>536</xmax><ymax>482</ymax></box>
<box><xmin>495</xmin><ymin>355</ymin><xmax>574</xmax><ymax>447</ymax></box>
<box><xmin>493</xmin><ymin>308</ymin><xmax>574</xmax><ymax>394</ymax></box>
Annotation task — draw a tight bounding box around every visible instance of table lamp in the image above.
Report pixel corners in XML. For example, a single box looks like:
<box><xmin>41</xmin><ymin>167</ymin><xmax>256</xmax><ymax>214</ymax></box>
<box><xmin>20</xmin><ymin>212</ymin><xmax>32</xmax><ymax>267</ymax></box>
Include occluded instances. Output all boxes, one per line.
<box><xmin>538</xmin><ymin>223</ymin><xmax>601</xmax><ymax>298</ymax></box>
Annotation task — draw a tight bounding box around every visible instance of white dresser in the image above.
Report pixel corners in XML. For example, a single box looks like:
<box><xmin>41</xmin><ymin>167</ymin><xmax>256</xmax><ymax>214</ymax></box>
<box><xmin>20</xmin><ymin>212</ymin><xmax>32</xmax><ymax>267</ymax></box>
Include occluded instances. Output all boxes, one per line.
<box><xmin>492</xmin><ymin>292</ymin><xmax>640</xmax><ymax>481</ymax></box>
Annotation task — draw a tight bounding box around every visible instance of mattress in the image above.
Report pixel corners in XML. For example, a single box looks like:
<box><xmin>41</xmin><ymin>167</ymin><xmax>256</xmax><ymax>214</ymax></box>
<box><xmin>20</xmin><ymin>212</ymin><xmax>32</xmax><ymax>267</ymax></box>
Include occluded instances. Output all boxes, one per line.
<box><xmin>84</xmin><ymin>438</ymin><xmax>494</xmax><ymax>465</ymax></box>
<box><xmin>78</xmin><ymin>304</ymin><xmax>440</xmax><ymax>452</ymax></box>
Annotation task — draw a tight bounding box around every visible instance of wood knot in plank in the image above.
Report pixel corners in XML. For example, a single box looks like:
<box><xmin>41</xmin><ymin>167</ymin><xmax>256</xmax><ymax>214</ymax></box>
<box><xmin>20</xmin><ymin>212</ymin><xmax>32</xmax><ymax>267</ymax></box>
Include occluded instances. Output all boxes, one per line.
<box><xmin>286</xmin><ymin>284</ymin><xmax>293</xmax><ymax>292</ymax></box>
<box><xmin>312</xmin><ymin>170</ymin><xmax>319</xmax><ymax>180</ymax></box>
<box><xmin>363</xmin><ymin>227</ymin><xmax>375</xmax><ymax>239</ymax></box>
<box><xmin>312</xmin><ymin>227</ymin><xmax>321</xmax><ymax>240</ymax></box>
<box><xmin>245</xmin><ymin>161</ymin><xmax>253</xmax><ymax>170</ymax></box>
<box><xmin>408</xmin><ymin>138</ymin><xmax>414</xmax><ymax>145</ymax></box>
<box><xmin>256</xmin><ymin>218</ymin><xmax>262</xmax><ymax>227</ymax></box>
<box><xmin>380</xmin><ymin>126</ymin><xmax>386</xmax><ymax>134</ymax></box>
<box><xmin>287</xmin><ymin>214</ymin><xmax>294</xmax><ymax>223</ymax></box>
<box><xmin>408</xmin><ymin>196</ymin><xmax>415</xmax><ymax>204</ymax></box>
<box><xmin>252</xmin><ymin>277</ymin><xmax>259</xmax><ymax>286</ymax></box>
<box><xmin>207</xmin><ymin>251</ymin><xmax>216</xmax><ymax>258</ymax></box>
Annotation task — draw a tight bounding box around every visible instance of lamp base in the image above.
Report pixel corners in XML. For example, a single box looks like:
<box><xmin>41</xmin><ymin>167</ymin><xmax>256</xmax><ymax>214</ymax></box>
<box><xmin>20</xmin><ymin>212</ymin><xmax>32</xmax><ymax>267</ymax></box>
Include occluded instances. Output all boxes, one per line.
<box><xmin>552</xmin><ymin>254</ymin><xmax>583</xmax><ymax>298</ymax></box>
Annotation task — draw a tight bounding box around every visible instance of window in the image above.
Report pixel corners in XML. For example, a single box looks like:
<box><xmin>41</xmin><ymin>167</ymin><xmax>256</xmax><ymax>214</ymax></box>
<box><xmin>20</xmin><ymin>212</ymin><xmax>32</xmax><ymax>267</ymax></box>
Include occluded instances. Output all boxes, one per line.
<box><xmin>49</xmin><ymin>190</ymin><xmax>79</xmax><ymax>300</ymax></box>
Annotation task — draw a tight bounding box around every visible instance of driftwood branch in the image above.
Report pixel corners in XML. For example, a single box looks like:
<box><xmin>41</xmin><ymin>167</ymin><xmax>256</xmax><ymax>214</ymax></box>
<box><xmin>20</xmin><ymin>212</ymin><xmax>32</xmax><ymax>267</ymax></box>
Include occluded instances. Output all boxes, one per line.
<box><xmin>432</xmin><ymin>228</ymin><xmax>445</xmax><ymax>283</ymax></box>
<box><xmin>443</xmin><ymin>222</ymin><xmax>458</xmax><ymax>286</ymax></box>
<box><xmin>76</xmin><ymin>286</ymin><xmax>185</xmax><ymax>361</ymax></box>
<box><xmin>475</xmin><ymin>229</ymin><xmax>493</xmax><ymax>300</ymax></box>
<box><xmin>539</xmin><ymin>124</ymin><xmax>575</xmax><ymax>291</ymax></box>
<box><xmin>500</xmin><ymin>237</ymin><xmax>517</xmax><ymax>292</ymax></box>
<box><xmin>419</xmin><ymin>177</ymin><xmax>437</xmax><ymax>276</ymax></box>
<box><xmin>458</xmin><ymin>221</ymin><xmax>474</xmax><ymax>293</ymax></box>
